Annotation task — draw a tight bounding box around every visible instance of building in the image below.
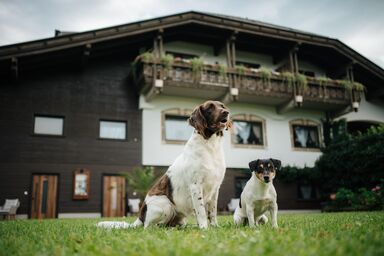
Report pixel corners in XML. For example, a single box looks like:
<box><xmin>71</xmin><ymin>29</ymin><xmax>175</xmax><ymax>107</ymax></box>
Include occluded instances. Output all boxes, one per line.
<box><xmin>1</xmin><ymin>11</ymin><xmax>383</xmax><ymax>218</ymax></box>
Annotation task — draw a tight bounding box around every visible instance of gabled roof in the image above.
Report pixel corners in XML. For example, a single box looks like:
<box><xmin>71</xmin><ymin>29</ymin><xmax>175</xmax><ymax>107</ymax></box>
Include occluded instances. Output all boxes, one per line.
<box><xmin>0</xmin><ymin>11</ymin><xmax>383</xmax><ymax>81</ymax></box>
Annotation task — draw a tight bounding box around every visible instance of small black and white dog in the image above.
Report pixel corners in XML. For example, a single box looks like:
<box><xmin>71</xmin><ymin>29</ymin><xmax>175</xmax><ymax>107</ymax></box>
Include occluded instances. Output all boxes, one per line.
<box><xmin>233</xmin><ymin>158</ymin><xmax>281</xmax><ymax>228</ymax></box>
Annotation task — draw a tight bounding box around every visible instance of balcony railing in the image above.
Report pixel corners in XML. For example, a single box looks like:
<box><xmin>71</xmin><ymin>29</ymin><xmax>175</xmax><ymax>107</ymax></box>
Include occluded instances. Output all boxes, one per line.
<box><xmin>133</xmin><ymin>59</ymin><xmax>363</xmax><ymax>112</ymax></box>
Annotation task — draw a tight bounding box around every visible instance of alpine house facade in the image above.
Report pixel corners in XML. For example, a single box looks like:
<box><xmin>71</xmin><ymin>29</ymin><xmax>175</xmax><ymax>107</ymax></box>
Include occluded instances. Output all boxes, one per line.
<box><xmin>1</xmin><ymin>11</ymin><xmax>383</xmax><ymax>218</ymax></box>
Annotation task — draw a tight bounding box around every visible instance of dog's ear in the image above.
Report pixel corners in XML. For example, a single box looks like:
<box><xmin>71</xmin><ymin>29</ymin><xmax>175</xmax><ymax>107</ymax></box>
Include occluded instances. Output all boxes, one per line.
<box><xmin>270</xmin><ymin>158</ymin><xmax>281</xmax><ymax>171</ymax></box>
<box><xmin>189</xmin><ymin>105</ymin><xmax>208</xmax><ymax>138</ymax></box>
<box><xmin>248</xmin><ymin>160</ymin><xmax>260</xmax><ymax>172</ymax></box>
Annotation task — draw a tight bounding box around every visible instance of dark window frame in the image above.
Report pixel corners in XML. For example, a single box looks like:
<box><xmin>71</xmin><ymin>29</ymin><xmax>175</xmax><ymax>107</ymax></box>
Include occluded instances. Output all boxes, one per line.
<box><xmin>98</xmin><ymin>119</ymin><xmax>128</xmax><ymax>141</ymax></box>
<box><xmin>32</xmin><ymin>114</ymin><xmax>65</xmax><ymax>137</ymax></box>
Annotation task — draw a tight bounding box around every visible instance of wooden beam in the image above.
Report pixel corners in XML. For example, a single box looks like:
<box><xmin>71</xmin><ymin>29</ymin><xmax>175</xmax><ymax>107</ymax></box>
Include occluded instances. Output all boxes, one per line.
<box><xmin>145</xmin><ymin>79</ymin><xmax>163</xmax><ymax>102</ymax></box>
<box><xmin>11</xmin><ymin>57</ymin><xmax>18</xmax><ymax>80</ymax></box>
<box><xmin>219</xmin><ymin>87</ymin><xmax>238</xmax><ymax>105</ymax></box>
<box><xmin>329</xmin><ymin>61</ymin><xmax>353</xmax><ymax>79</ymax></box>
<box><xmin>81</xmin><ymin>44</ymin><xmax>92</xmax><ymax>68</ymax></box>
<box><xmin>276</xmin><ymin>98</ymin><xmax>296</xmax><ymax>114</ymax></box>
<box><xmin>328</xmin><ymin>105</ymin><xmax>354</xmax><ymax>119</ymax></box>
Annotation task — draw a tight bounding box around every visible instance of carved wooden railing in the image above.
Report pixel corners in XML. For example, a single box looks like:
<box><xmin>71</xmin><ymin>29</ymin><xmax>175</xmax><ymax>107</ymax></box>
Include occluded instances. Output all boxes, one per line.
<box><xmin>135</xmin><ymin>60</ymin><xmax>361</xmax><ymax>104</ymax></box>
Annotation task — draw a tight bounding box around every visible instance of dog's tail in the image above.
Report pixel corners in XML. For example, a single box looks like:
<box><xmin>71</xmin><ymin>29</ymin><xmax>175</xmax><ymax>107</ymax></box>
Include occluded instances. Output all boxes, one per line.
<box><xmin>96</xmin><ymin>203</ymin><xmax>147</xmax><ymax>229</ymax></box>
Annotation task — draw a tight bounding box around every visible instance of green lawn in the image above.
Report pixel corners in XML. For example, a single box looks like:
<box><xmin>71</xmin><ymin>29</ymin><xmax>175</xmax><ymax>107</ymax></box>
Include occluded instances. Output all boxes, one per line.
<box><xmin>1</xmin><ymin>212</ymin><xmax>383</xmax><ymax>256</ymax></box>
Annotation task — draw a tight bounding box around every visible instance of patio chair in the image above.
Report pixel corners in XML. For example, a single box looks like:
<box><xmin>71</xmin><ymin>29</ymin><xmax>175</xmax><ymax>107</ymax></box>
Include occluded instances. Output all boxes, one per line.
<box><xmin>227</xmin><ymin>198</ymin><xmax>240</xmax><ymax>212</ymax></box>
<box><xmin>0</xmin><ymin>199</ymin><xmax>20</xmax><ymax>220</ymax></box>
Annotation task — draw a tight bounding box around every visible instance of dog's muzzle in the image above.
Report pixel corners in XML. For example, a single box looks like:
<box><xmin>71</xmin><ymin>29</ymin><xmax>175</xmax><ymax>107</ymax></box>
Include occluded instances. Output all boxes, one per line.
<box><xmin>263</xmin><ymin>176</ymin><xmax>270</xmax><ymax>183</ymax></box>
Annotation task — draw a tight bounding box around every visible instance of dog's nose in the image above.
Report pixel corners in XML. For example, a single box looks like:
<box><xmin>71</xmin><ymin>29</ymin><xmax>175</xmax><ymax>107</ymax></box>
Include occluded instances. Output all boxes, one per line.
<box><xmin>222</xmin><ymin>109</ymin><xmax>229</xmax><ymax>116</ymax></box>
<box><xmin>263</xmin><ymin>176</ymin><xmax>270</xmax><ymax>182</ymax></box>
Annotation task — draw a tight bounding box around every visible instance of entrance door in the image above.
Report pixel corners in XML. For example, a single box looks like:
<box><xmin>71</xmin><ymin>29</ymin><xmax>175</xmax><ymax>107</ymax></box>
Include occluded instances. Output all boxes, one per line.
<box><xmin>31</xmin><ymin>175</ymin><xmax>58</xmax><ymax>219</ymax></box>
<box><xmin>103</xmin><ymin>176</ymin><xmax>126</xmax><ymax>217</ymax></box>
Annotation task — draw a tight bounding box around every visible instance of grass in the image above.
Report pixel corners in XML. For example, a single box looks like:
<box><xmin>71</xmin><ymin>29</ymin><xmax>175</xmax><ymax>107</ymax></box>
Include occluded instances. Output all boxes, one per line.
<box><xmin>1</xmin><ymin>212</ymin><xmax>384</xmax><ymax>256</ymax></box>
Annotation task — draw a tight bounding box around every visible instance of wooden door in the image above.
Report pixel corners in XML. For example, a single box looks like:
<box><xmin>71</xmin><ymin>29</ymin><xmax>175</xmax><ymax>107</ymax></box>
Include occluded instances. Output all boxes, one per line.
<box><xmin>31</xmin><ymin>175</ymin><xmax>58</xmax><ymax>219</ymax></box>
<box><xmin>103</xmin><ymin>176</ymin><xmax>126</xmax><ymax>217</ymax></box>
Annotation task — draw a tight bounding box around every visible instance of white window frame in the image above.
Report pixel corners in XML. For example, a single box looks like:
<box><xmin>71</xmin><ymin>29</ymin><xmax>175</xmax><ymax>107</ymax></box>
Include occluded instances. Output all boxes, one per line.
<box><xmin>289</xmin><ymin>119</ymin><xmax>322</xmax><ymax>152</ymax></box>
<box><xmin>99</xmin><ymin>120</ymin><xmax>127</xmax><ymax>140</ymax></box>
<box><xmin>231</xmin><ymin>114</ymin><xmax>267</xmax><ymax>148</ymax></box>
<box><xmin>33</xmin><ymin>115</ymin><xmax>64</xmax><ymax>136</ymax></box>
<box><xmin>162</xmin><ymin>108</ymin><xmax>193</xmax><ymax>144</ymax></box>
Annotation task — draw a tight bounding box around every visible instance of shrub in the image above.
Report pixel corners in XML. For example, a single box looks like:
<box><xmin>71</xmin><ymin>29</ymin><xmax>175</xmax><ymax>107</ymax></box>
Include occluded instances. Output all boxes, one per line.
<box><xmin>277</xmin><ymin>165</ymin><xmax>320</xmax><ymax>184</ymax></box>
<box><xmin>323</xmin><ymin>181</ymin><xmax>383</xmax><ymax>211</ymax></box>
<box><xmin>122</xmin><ymin>166</ymin><xmax>157</xmax><ymax>201</ymax></box>
<box><xmin>315</xmin><ymin>124</ymin><xmax>384</xmax><ymax>195</ymax></box>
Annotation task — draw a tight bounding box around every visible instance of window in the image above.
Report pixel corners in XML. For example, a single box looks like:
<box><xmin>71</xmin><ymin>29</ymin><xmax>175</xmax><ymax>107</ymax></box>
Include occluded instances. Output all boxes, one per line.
<box><xmin>165</xmin><ymin>51</ymin><xmax>197</xmax><ymax>60</ymax></box>
<box><xmin>235</xmin><ymin>61</ymin><xmax>260</xmax><ymax>69</ymax></box>
<box><xmin>290</xmin><ymin>119</ymin><xmax>321</xmax><ymax>150</ymax></box>
<box><xmin>299</xmin><ymin>69</ymin><xmax>315</xmax><ymax>77</ymax></box>
<box><xmin>164</xmin><ymin>115</ymin><xmax>194</xmax><ymax>141</ymax></box>
<box><xmin>99</xmin><ymin>120</ymin><xmax>126</xmax><ymax>140</ymax></box>
<box><xmin>298</xmin><ymin>183</ymin><xmax>318</xmax><ymax>200</ymax></box>
<box><xmin>34</xmin><ymin>116</ymin><xmax>64</xmax><ymax>136</ymax></box>
<box><xmin>232</xmin><ymin>114</ymin><xmax>266</xmax><ymax>147</ymax></box>
<box><xmin>162</xmin><ymin>109</ymin><xmax>194</xmax><ymax>143</ymax></box>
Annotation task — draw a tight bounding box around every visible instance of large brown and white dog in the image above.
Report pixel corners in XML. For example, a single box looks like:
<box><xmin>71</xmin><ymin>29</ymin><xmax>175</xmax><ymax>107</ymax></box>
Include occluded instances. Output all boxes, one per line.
<box><xmin>98</xmin><ymin>100</ymin><xmax>230</xmax><ymax>229</ymax></box>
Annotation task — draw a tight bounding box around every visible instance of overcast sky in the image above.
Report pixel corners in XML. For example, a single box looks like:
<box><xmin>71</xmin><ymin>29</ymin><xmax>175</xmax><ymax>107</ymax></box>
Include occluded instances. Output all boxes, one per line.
<box><xmin>1</xmin><ymin>0</ymin><xmax>383</xmax><ymax>68</ymax></box>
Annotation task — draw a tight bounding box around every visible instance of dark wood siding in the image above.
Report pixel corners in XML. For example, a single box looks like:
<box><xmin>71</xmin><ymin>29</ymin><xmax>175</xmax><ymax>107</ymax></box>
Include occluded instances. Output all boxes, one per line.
<box><xmin>0</xmin><ymin>59</ymin><xmax>141</xmax><ymax>215</ymax></box>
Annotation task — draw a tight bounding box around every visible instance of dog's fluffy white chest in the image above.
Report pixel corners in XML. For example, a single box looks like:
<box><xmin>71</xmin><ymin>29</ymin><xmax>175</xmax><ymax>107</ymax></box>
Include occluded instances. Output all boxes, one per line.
<box><xmin>167</xmin><ymin>132</ymin><xmax>226</xmax><ymax>215</ymax></box>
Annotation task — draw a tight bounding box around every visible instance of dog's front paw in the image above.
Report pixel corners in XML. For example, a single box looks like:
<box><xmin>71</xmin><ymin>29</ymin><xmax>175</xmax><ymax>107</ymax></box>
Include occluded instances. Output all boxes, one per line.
<box><xmin>272</xmin><ymin>224</ymin><xmax>279</xmax><ymax>229</ymax></box>
<box><xmin>210</xmin><ymin>222</ymin><xmax>220</xmax><ymax>228</ymax></box>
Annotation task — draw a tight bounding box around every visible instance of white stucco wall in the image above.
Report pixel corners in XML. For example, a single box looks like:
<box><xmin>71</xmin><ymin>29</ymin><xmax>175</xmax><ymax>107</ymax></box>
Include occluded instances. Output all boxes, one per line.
<box><xmin>340</xmin><ymin>94</ymin><xmax>384</xmax><ymax>123</ymax></box>
<box><xmin>140</xmin><ymin>95</ymin><xmax>324</xmax><ymax>169</ymax></box>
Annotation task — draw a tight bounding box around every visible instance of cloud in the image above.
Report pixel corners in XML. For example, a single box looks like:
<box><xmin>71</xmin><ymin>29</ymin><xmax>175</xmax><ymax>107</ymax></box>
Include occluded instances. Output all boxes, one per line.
<box><xmin>0</xmin><ymin>0</ymin><xmax>383</xmax><ymax>68</ymax></box>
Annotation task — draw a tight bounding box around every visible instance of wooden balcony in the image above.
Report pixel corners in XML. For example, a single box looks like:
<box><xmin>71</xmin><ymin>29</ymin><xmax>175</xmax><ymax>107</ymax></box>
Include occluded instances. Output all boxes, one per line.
<box><xmin>133</xmin><ymin>60</ymin><xmax>362</xmax><ymax>114</ymax></box>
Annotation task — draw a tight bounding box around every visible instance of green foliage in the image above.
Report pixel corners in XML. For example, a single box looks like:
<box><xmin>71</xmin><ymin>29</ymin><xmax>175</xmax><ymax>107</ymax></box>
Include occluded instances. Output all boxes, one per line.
<box><xmin>281</xmin><ymin>71</ymin><xmax>296</xmax><ymax>89</ymax></box>
<box><xmin>122</xmin><ymin>166</ymin><xmax>156</xmax><ymax>201</ymax></box>
<box><xmin>217</xmin><ymin>64</ymin><xmax>227</xmax><ymax>78</ymax></box>
<box><xmin>235</xmin><ymin>65</ymin><xmax>246</xmax><ymax>76</ymax></box>
<box><xmin>140</xmin><ymin>51</ymin><xmax>155</xmax><ymax>62</ymax></box>
<box><xmin>295</xmin><ymin>73</ymin><xmax>308</xmax><ymax>92</ymax></box>
<box><xmin>315</xmin><ymin>124</ymin><xmax>384</xmax><ymax>195</ymax></box>
<box><xmin>277</xmin><ymin>165</ymin><xmax>320</xmax><ymax>183</ymax></box>
<box><xmin>353</xmin><ymin>82</ymin><xmax>365</xmax><ymax>92</ymax></box>
<box><xmin>317</xmin><ymin>76</ymin><xmax>331</xmax><ymax>87</ymax></box>
<box><xmin>160</xmin><ymin>54</ymin><xmax>174</xmax><ymax>70</ymax></box>
<box><xmin>190</xmin><ymin>57</ymin><xmax>204</xmax><ymax>75</ymax></box>
<box><xmin>1</xmin><ymin>213</ymin><xmax>384</xmax><ymax>256</ymax></box>
<box><xmin>259</xmin><ymin>67</ymin><xmax>272</xmax><ymax>84</ymax></box>
<box><xmin>324</xmin><ymin>182</ymin><xmax>384</xmax><ymax>212</ymax></box>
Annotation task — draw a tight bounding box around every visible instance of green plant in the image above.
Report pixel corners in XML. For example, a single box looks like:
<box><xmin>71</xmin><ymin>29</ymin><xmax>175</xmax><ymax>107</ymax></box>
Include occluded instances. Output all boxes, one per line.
<box><xmin>140</xmin><ymin>51</ymin><xmax>155</xmax><ymax>62</ymax></box>
<box><xmin>281</xmin><ymin>71</ymin><xmax>296</xmax><ymax>89</ymax></box>
<box><xmin>190</xmin><ymin>57</ymin><xmax>204</xmax><ymax>76</ymax></box>
<box><xmin>259</xmin><ymin>67</ymin><xmax>272</xmax><ymax>84</ymax></box>
<box><xmin>295</xmin><ymin>73</ymin><xmax>308</xmax><ymax>93</ymax></box>
<box><xmin>122</xmin><ymin>166</ymin><xmax>157</xmax><ymax>201</ymax></box>
<box><xmin>217</xmin><ymin>63</ymin><xmax>227</xmax><ymax>78</ymax></box>
<box><xmin>161</xmin><ymin>54</ymin><xmax>174</xmax><ymax>71</ymax></box>
<box><xmin>324</xmin><ymin>182</ymin><xmax>383</xmax><ymax>212</ymax></box>
<box><xmin>353</xmin><ymin>82</ymin><xmax>365</xmax><ymax>92</ymax></box>
<box><xmin>340</xmin><ymin>80</ymin><xmax>354</xmax><ymax>91</ymax></box>
<box><xmin>235</xmin><ymin>65</ymin><xmax>246</xmax><ymax>76</ymax></box>
<box><xmin>315</xmin><ymin>123</ymin><xmax>384</xmax><ymax>195</ymax></box>
<box><xmin>278</xmin><ymin>165</ymin><xmax>320</xmax><ymax>183</ymax></box>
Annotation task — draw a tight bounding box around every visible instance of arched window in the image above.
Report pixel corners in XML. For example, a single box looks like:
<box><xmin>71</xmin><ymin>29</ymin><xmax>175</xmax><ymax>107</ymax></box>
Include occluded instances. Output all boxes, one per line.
<box><xmin>289</xmin><ymin>119</ymin><xmax>322</xmax><ymax>151</ymax></box>
<box><xmin>162</xmin><ymin>108</ymin><xmax>194</xmax><ymax>143</ymax></box>
<box><xmin>231</xmin><ymin>114</ymin><xmax>267</xmax><ymax>148</ymax></box>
